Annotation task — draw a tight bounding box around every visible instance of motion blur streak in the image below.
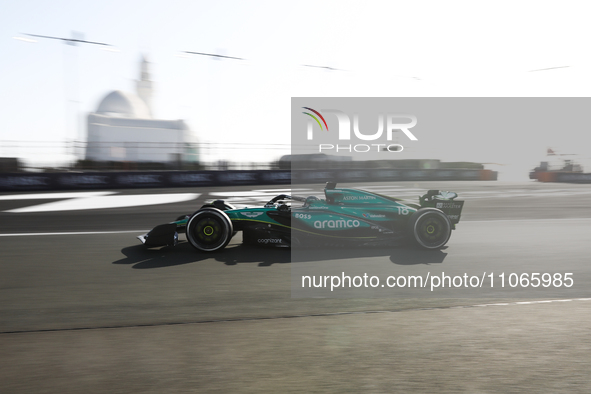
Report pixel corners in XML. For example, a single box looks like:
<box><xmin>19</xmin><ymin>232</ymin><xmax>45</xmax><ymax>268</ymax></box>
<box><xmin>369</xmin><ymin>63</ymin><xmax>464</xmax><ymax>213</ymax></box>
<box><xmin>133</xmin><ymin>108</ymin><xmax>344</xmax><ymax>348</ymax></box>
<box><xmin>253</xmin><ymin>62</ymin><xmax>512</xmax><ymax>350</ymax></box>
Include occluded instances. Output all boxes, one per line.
<box><xmin>1</xmin><ymin>182</ymin><xmax>591</xmax><ymax>392</ymax></box>
<box><xmin>4</xmin><ymin>193</ymin><xmax>200</xmax><ymax>213</ymax></box>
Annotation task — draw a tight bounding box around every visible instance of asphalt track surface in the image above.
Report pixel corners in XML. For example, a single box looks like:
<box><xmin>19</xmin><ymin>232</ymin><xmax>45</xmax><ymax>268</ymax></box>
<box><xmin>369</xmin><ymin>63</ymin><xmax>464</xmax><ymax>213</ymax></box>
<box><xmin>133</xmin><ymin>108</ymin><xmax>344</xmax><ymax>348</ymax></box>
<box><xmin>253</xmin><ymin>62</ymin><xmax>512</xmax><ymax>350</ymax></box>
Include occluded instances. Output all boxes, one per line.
<box><xmin>1</xmin><ymin>181</ymin><xmax>591</xmax><ymax>392</ymax></box>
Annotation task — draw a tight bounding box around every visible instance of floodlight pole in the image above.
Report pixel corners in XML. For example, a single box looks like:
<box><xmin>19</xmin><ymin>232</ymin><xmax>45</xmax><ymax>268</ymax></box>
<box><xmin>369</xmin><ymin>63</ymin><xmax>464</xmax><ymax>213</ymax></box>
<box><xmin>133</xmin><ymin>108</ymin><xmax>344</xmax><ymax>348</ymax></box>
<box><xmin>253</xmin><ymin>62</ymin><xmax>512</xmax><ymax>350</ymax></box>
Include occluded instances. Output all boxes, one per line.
<box><xmin>18</xmin><ymin>32</ymin><xmax>115</xmax><ymax>166</ymax></box>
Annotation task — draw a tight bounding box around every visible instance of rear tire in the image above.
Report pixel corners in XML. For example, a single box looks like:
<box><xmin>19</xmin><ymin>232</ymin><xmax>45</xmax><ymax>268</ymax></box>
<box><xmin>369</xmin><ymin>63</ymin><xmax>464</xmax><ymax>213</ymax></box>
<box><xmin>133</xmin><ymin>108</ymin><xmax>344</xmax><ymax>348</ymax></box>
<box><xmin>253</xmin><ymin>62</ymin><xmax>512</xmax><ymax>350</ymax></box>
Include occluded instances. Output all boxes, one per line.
<box><xmin>186</xmin><ymin>208</ymin><xmax>233</xmax><ymax>252</ymax></box>
<box><xmin>407</xmin><ymin>208</ymin><xmax>452</xmax><ymax>249</ymax></box>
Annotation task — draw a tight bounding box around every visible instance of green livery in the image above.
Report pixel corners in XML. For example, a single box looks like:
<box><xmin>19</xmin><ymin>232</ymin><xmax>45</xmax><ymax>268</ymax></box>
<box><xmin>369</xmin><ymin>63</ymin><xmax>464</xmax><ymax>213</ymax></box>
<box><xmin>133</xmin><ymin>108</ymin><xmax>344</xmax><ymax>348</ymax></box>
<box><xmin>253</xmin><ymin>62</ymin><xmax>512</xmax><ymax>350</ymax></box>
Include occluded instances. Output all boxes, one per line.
<box><xmin>138</xmin><ymin>182</ymin><xmax>464</xmax><ymax>251</ymax></box>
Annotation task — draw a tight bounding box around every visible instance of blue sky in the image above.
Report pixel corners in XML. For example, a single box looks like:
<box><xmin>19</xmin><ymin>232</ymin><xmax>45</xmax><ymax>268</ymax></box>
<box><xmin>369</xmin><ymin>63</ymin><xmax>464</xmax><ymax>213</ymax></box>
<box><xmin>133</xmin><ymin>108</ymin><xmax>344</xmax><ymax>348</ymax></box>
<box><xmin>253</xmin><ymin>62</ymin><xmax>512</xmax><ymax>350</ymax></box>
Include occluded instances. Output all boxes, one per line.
<box><xmin>1</xmin><ymin>0</ymin><xmax>591</xmax><ymax>176</ymax></box>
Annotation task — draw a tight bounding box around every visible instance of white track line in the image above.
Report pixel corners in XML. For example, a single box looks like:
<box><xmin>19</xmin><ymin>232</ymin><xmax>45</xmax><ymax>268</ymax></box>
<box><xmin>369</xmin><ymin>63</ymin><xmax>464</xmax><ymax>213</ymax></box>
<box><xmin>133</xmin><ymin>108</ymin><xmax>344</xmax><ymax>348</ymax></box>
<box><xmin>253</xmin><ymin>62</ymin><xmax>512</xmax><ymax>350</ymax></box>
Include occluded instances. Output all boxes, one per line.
<box><xmin>4</xmin><ymin>193</ymin><xmax>200</xmax><ymax>213</ymax></box>
<box><xmin>0</xmin><ymin>230</ymin><xmax>150</xmax><ymax>237</ymax></box>
<box><xmin>464</xmin><ymin>217</ymin><xmax>591</xmax><ymax>223</ymax></box>
<box><xmin>467</xmin><ymin>298</ymin><xmax>591</xmax><ymax>308</ymax></box>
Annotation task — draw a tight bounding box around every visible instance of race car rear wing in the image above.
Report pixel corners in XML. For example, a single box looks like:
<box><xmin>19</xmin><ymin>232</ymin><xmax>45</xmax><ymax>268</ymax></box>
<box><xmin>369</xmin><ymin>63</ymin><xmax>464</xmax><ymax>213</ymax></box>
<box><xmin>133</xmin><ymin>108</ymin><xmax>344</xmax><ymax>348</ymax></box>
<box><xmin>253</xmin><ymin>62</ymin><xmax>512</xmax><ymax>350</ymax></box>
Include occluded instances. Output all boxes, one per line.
<box><xmin>419</xmin><ymin>190</ymin><xmax>464</xmax><ymax>225</ymax></box>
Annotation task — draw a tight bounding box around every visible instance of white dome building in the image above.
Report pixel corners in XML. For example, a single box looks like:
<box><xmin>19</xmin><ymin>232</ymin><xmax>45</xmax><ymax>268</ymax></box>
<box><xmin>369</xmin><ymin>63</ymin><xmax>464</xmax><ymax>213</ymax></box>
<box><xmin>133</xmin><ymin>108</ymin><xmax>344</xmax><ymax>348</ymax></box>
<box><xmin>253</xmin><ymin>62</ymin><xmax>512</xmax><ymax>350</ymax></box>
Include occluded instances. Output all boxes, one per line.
<box><xmin>85</xmin><ymin>57</ymin><xmax>199</xmax><ymax>164</ymax></box>
<box><xmin>96</xmin><ymin>90</ymin><xmax>151</xmax><ymax>119</ymax></box>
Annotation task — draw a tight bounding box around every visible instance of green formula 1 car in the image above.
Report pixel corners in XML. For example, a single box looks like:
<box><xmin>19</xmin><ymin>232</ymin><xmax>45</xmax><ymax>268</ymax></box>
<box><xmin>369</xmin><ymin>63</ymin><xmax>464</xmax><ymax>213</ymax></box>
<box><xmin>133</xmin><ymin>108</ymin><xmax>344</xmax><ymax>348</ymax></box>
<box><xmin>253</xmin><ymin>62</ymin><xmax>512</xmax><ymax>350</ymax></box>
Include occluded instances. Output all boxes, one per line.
<box><xmin>138</xmin><ymin>182</ymin><xmax>464</xmax><ymax>251</ymax></box>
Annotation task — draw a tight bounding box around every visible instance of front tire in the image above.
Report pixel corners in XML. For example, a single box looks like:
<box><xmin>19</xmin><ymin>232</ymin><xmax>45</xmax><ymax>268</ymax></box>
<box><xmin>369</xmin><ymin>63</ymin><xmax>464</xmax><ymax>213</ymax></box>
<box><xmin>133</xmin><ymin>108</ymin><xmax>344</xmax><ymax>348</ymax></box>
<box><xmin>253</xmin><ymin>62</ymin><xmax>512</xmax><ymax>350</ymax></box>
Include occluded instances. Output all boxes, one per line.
<box><xmin>407</xmin><ymin>208</ymin><xmax>452</xmax><ymax>249</ymax></box>
<box><xmin>186</xmin><ymin>208</ymin><xmax>233</xmax><ymax>252</ymax></box>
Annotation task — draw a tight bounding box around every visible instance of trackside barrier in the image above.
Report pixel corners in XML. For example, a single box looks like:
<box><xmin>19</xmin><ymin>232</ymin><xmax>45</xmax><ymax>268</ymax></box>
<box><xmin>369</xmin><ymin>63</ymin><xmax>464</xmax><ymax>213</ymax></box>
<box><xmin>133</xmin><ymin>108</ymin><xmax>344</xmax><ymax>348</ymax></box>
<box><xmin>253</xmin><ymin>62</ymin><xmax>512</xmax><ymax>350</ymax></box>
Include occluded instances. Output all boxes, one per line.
<box><xmin>535</xmin><ymin>172</ymin><xmax>558</xmax><ymax>182</ymax></box>
<box><xmin>554</xmin><ymin>173</ymin><xmax>591</xmax><ymax>183</ymax></box>
<box><xmin>533</xmin><ymin>172</ymin><xmax>591</xmax><ymax>183</ymax></box>
<box><xmin>291</xmin><ymin>169</ymin><xmax>497</xmax><ymax>183</ymax></box>
<box><xmin>0</xmin><ymin>169</ymin><xmax>497</xmax><ymax>192</ymax></box>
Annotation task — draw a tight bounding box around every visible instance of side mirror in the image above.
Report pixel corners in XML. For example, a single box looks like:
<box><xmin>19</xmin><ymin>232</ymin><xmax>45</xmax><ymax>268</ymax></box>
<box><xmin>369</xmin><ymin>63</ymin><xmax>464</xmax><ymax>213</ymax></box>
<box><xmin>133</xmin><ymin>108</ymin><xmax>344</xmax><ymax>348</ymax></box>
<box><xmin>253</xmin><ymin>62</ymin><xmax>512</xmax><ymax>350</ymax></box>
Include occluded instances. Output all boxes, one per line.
<box><xmin>439</xmin><ymin>191</ymin><xmax>458</xmax><ymax>200</ymax></box>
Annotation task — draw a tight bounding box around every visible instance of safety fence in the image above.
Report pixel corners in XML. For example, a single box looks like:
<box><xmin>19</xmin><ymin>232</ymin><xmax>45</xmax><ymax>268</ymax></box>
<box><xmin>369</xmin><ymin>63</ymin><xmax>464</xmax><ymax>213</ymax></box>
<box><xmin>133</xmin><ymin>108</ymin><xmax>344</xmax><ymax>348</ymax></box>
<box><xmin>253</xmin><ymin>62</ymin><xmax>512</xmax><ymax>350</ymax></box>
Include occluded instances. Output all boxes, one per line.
<box><xmin>0</xmin><ymin>169</ymin><xmax>497</xmax><ymax>192</ymax></box>
<box><xmin>535</xmin><ymin>172</ymin><xmax>591</xmax><ymax>183</ymax></box>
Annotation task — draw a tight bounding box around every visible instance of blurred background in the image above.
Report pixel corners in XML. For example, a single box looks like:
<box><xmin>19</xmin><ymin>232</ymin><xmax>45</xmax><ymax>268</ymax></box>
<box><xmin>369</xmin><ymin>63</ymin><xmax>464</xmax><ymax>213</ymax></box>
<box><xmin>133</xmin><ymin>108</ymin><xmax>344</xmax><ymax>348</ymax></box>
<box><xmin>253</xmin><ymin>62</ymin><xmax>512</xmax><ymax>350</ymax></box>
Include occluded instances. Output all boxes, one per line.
<box><xmin>2</xmin><ymin>0</ymin><xmax>591</xmax><ymax>178</ymax></box>
<box><xmin>4</xmin><ymin>3</ymin><xmax>591</xmax><ymax>392</ymax></box>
